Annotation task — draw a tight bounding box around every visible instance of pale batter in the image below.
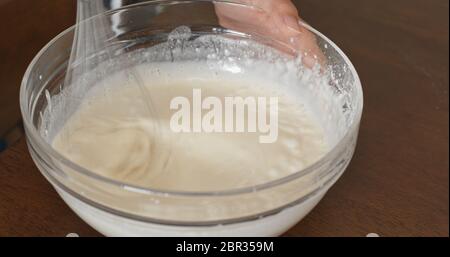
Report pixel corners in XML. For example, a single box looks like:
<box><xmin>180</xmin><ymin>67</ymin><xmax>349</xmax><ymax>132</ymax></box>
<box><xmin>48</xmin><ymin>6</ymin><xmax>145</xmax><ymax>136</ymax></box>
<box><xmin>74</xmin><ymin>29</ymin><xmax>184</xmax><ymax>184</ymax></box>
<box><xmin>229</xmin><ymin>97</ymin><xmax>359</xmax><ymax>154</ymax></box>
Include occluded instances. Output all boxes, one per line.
<box><xmin>52</xmin><ymin>62</ymin><xmax>328</xmax><ymax>191</ymax></box>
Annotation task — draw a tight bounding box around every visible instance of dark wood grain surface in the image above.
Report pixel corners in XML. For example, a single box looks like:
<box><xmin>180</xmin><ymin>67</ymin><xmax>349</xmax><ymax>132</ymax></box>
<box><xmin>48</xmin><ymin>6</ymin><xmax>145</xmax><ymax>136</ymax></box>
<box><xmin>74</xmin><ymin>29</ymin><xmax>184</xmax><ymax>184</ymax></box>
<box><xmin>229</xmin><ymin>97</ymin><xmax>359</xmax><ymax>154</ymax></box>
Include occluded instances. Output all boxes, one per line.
<box><xmin>0</xmin><ymin>0</ymin><xmax>448</xmax><ymax>237</ymax></box>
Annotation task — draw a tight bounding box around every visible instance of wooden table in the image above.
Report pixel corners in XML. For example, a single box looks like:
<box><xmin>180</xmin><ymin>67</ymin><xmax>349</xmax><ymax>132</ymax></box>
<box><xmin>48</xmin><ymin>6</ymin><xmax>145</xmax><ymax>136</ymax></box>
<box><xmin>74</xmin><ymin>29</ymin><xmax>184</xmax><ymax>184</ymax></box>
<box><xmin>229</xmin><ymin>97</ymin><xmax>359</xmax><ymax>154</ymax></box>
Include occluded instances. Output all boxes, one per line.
<box><xmin>0</xmin><ymin>0</ymin><xmax>448</xmax><ymax>236</ymax></box>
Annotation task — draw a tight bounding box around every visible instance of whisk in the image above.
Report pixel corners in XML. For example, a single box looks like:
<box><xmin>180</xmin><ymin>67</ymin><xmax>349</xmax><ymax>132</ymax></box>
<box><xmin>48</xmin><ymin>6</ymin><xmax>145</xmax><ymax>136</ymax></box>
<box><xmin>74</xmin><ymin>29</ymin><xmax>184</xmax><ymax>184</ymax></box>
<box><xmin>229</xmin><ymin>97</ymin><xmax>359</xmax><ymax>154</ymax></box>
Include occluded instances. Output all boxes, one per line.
<box><xmin>64</xmin><ymin>0</ymin><xmax>172</xmax><ymax>179</ymax></box>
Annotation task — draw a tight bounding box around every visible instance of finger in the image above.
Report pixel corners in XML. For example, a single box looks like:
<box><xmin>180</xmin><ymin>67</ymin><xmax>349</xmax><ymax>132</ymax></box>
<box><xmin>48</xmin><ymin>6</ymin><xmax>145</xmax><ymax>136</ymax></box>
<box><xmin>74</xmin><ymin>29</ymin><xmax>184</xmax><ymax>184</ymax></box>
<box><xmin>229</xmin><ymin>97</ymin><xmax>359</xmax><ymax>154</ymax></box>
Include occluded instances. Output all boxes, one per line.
<box><xmin>215</xmin><ymin>1</ymin><xmax>326</xmax><ymax>68</ymax></box>
<box><xmin>214</xmin><ymin>1</ymin><xmax>267</xmax><ymax>28</ymax></box>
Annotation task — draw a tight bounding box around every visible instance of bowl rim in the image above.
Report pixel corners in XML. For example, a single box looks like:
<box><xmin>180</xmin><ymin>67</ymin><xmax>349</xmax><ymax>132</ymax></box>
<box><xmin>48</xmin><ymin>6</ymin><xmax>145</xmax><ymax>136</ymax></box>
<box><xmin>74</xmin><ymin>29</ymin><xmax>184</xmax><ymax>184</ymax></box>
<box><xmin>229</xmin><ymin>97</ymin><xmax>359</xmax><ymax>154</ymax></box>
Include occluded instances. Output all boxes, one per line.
<box><xmin>20</xmin><ymin>0</ymin><xmax>364</xmax><ymax>198</ymax></box>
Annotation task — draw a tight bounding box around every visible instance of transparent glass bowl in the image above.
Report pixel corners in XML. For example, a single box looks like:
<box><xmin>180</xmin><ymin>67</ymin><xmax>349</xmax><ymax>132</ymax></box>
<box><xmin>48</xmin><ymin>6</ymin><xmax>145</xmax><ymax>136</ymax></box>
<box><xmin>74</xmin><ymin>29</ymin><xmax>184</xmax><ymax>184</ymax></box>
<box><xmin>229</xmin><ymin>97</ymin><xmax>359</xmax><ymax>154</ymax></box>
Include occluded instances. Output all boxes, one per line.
<box><xmin>20</xmin><ymin>0</ymin><xmax>363</xmax><ymax>236</ymax></box>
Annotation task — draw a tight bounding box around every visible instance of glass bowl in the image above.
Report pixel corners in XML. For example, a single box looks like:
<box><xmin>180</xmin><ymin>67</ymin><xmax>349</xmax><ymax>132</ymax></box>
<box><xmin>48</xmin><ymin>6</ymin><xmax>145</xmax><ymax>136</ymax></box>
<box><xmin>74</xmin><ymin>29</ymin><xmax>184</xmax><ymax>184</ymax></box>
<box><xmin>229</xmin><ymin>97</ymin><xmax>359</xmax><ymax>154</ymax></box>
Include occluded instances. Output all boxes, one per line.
<box><xmin>20</xmin><ymin>0</ymin><xmax>363</xmax><ymax>236</ymax></box>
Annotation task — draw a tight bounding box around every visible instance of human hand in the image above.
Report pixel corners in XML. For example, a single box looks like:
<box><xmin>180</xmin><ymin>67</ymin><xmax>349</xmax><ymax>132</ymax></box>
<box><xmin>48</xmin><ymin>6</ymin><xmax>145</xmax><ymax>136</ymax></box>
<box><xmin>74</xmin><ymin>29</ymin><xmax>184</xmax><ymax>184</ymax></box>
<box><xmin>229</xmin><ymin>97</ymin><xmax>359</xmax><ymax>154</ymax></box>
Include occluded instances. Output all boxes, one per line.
<box><xmin>214</xmin><ymin>0</ymin><xmax>325</xmax><ymax>68</ymax></box>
